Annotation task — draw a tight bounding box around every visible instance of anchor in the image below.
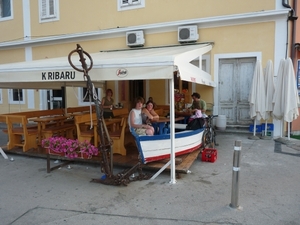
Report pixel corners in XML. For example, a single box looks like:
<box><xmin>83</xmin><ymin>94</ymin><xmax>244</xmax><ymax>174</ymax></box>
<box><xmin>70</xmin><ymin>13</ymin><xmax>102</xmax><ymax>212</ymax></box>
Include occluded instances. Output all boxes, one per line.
<box><xmin>68</xmin><ymin>44</ymin><xmax>151</xmax><ymax>186</ymax></box>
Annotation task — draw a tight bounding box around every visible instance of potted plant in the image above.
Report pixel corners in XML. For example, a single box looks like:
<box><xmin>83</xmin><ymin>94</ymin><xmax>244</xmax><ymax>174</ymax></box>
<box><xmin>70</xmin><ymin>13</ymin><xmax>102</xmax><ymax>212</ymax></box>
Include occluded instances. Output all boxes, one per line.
<box><xmin>78</xmin><ymin>140</ymin><xmax>99</xmax><ymax>159</ymax></box>
<box><xmin>41</xmin><ymin>137</ymin><xmax>99</xmax><ymax>159</ymax></box>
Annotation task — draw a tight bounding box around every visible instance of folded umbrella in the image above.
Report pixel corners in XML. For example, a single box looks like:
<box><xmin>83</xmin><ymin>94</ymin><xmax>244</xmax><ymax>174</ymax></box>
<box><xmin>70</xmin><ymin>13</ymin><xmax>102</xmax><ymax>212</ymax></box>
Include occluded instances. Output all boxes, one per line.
<box><xmin>249</xmin><ymin>60</ymin><xmax>266</xmax><ymax>138</ymax></box>
<box><xmin>262</xmin><ymin>60</ymin><xmax>274</xmax><ymax>138</ymax></box>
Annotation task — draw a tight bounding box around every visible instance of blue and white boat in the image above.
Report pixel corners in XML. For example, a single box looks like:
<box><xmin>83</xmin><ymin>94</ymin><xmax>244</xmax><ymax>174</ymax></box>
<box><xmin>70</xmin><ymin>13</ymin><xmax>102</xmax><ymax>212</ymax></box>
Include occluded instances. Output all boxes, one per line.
<box><xmin>131</xmin><ymin>128</ymin><xmax>204</xmax><ymax>164</ymax></box>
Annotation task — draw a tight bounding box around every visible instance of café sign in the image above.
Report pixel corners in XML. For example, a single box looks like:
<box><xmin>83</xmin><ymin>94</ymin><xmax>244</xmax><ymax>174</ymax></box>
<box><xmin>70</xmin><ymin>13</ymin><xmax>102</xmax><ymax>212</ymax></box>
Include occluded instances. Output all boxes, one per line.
<box><xmin>116</xmin><ymin>68</ymin><xmax>128</xmax><ymax>78</ymax></box>
<box><xmin>42</xmin><ymin>71</ymin><xmax>76</xmax><ymax>80</ymax></box>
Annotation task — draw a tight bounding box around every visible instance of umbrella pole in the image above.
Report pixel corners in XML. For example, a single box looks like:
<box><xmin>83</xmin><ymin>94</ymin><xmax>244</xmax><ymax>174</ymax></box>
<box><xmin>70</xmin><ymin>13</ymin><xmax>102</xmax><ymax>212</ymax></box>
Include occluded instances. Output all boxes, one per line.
<box><xmin>281</xmin><ymin>120</ymin><xmax>284</xmax><ymax>138</ymax></box>
<box><xmin>264</xmin><ymin>121</ymin><xmax>267</xmax><ymax>136</ymax></box>
<box><xmin>253</xmin><ymin>119</ymin><xmax>256</xmax><ymax>136</ymax></box>
<box><xmin>288</xmin><ymin>122</ymin><xmax>290</xmax><ymax>140</ymax></box>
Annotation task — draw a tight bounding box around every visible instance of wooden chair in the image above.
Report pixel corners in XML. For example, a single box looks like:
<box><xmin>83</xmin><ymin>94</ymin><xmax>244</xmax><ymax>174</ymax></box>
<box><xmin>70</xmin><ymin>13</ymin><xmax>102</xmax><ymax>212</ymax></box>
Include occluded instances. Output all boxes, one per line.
<box><xmin>109</xmin><ymin>117</ymin><xmax>127</xmax><ymax>156</ymax></box>
<box><xmin>74</xmin><ymin>113</ymin><xmax>96</xmax><ymax>143</ymax></box>
<box><xmin>6</xmin><ymin>115</ymin><xmax>38</xmax><ymax>152</ymax></box>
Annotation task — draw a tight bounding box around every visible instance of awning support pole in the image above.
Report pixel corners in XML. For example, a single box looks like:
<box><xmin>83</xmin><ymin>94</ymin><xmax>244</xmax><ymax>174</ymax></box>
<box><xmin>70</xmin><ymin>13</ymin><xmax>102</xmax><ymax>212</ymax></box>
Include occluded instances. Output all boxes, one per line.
<box><xmin>169</xmin><ymin>78</ymin><xmax>177</xmax><ymax>184</ymax></box>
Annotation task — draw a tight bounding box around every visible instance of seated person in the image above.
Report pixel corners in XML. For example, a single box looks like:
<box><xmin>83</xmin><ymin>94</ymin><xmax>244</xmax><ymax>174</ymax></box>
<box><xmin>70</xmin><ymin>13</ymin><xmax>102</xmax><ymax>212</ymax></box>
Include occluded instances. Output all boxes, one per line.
<box><xmin>148</xmin><ymin>97</ymin><xmax>157</xmax><ymax>109</ymax></box>
<box><xmin>101</xmin><ymin>89</ymin><xmax>114</xmax><ymax>119</ymax></box>
<box><xmin>190</xmin><ymin>92</ymin><xmax>207</xmax><ymax>117</ymax></box>
<box><xmin>142</xmin><ymin>100</ymin><xmax>159</xmax><ymax>124</ymax></box>
<box><xmin>188</xmin><ymin>109</ymin><xmax>202</xmax><ymax>123</ymax></box>
<box><xmin>128</xmin><ymin>97</ymin><xmax>154</xmax><ymax>136</ymax></box>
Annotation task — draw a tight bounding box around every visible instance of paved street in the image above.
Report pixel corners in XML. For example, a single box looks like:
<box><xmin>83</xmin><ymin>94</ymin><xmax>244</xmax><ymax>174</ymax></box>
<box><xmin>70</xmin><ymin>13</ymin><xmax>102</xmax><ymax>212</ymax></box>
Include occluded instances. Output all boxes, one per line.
<box><xmin>0</xmin><ymin>128</ymin><xmax>300</xmax><ymax>225</ymax></box>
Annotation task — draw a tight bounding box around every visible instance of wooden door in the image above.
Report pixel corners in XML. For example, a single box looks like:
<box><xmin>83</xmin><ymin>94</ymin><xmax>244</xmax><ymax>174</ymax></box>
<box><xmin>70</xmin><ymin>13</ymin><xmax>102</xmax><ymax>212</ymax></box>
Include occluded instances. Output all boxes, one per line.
<box><xmin>218</xmin><ymin>58</ymin><xmax>256</xmax><ymax>125</ymax></box>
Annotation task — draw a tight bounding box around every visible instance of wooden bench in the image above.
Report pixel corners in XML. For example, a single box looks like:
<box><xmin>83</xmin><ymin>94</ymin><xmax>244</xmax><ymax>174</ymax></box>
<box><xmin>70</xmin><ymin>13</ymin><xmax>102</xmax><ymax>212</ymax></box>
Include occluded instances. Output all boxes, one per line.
<box><xmin>42</xmin><ymin>124</ymin><xmax>76</xmax><ymax>139</ymax></box>
<box><xmin>67</xmin><ymin>106</ymin><xmax>95</xmax><ymax>115</ymax></box>
<box><xmin>74</xmin><ymin>113</ymin><xmax>97</xmax><ymax>144</ymax></box>
<box><xmin>156</xmin><ymin>105</ymin><xmax>170</xmax><ymax>117</ymax></box>
<box><xmin>109</xmin><ymin>117</ymin><xmax>127</xmax><ymax>156</ymax></box>
<box><xmin>112</xmin><ymin>108</ymin><xmax>128</xmax><ymax>118</ymax></box>
<box><xmin>155</xmin><ymin>108</ymin><xmax>164</xmax><ymax>116</ymax></box>
<box><xmin>3</xmin><ymin>108</ymin><xmax>65</xmax><ymax>119</ymax></box>
<box><xmin>6</xmin><ymin>115</ymin><xmax>39</xmax><ymax>152</ymax></box>
<box><xmin>2</xmin><ymin>109</ymin><xmax>69</xmax><ymax>148</ymax></box>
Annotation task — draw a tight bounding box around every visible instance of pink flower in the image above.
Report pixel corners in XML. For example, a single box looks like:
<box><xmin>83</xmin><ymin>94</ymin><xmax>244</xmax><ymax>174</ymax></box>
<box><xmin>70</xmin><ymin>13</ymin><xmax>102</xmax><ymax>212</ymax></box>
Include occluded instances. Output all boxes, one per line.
<box><xmin>41</xmin><ymin>137</ymin><xmax>99</xmax><ymax>159</ymax></box>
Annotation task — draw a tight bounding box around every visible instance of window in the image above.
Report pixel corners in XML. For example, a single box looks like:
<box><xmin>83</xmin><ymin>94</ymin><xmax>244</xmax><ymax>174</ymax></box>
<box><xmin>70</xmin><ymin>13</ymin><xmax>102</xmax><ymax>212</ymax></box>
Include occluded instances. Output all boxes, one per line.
<box><xmin>117</xmin><ymin>0</ymin><xmax>145</xmax><ymax>11</ymax></box>
<box><xmin>78</xmin><ymin>87</ymin><xmax>103</xmax><ymax>106</ymax></box>
<box><xmin>0</xmin><ymin>0</ymin><xmax>12</xmax><ymax>20</ymax></box>
<box><xmin>39</xmin><ymin>0</ymin><xmax>59</xmax><ymax>22</ymax></box>
<box><xmin>8</xmin><ymin>89</ymin><xmax>25</xmax><ymax>104</ymax></box>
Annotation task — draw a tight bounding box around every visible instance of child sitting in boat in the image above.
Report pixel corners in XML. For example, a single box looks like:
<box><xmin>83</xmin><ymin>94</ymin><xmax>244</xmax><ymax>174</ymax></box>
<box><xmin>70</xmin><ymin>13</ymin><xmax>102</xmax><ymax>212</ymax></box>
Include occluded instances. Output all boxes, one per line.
<box><xmin>188</xmin><ymin>109</ymin><xmax>203</xmax><ymax>123</ymax></box>
<box><xmin>128</xmin><ymin>96</ymin><xmax>154</xmax><ymax>136</ymax></box>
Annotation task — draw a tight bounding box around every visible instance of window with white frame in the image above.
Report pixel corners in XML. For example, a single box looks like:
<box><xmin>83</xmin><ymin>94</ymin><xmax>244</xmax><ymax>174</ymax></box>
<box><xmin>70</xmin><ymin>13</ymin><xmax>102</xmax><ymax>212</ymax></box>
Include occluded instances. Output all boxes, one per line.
<box><xmin>78</xmin><ymin>87</ymin><xmax>103</xmax><ymax>106</ymax></box>
<box><xmin>39</xmin><ymin>0</ymin><xmax>59</xmax><ymax>22</ymax></box>
<box><xmin>8</xmin><ymin>89</ymin><xmax>25</xmax><ymax>104</ymax></box>
<box><xmin>117</xmin><ymin>0</ymin><xmax>145</xmax><ymax>11</ymax></box>
<box><xmin>0</xmin><ymin>0</ymin><xmax>12</xmax><ymax>20</ymax></box>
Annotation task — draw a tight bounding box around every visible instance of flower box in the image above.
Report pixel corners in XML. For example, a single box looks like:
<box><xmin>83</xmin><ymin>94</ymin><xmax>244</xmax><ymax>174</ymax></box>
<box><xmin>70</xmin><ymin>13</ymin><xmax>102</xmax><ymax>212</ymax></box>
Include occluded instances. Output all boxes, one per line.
<box><xmin>42</xmin><ymin>137</ymin><xmax>99</xmax><ymax>159</ymax></box>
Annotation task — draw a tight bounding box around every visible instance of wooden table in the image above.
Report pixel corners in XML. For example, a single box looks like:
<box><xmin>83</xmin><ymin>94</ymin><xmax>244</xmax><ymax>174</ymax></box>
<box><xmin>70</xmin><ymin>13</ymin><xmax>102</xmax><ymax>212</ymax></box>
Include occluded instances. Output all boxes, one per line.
<box><xmin>150</xmin><ymin>116</ymin><xmax>185</xmax><ymax>135</ymax></box>
<box><xmin>29</xmin><ymin>115</ymin><xmax>68</xmax><ymax>143</ymax></box>
<box><xmin>85</xmin><ymin>118</ymin><xmax>123</xmax><ymax>147</ymax></box>
<box><xmin>175</xmin><ymin>111</ymin><xmax>193</xmax><ymax>124</ymax></box>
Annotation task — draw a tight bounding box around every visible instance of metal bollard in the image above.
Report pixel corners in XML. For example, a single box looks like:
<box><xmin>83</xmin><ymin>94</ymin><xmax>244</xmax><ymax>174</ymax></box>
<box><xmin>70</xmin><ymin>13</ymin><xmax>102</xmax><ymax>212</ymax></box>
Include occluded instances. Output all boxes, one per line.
<box><xmin>230</xmin><ymin>140</ymin><xmax>242</xmax><ymax>209</ymax></box>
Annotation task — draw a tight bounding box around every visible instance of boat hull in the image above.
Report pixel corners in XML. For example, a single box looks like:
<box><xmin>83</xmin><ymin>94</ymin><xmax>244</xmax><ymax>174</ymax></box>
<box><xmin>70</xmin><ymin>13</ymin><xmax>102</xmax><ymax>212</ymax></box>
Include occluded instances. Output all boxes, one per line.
<box><xmin>132</xmin><ymin>128</ymin><xmax>204</xmax><ymax>164</ymax></box>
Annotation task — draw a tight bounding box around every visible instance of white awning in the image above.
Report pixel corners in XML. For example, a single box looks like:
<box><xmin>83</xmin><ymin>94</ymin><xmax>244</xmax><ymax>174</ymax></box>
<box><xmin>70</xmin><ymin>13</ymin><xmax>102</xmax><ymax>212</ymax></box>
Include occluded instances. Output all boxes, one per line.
<box><xmin>0</xmin><ymin>43</ymin><xmax>215</xmax><ymax>89</ymax></box>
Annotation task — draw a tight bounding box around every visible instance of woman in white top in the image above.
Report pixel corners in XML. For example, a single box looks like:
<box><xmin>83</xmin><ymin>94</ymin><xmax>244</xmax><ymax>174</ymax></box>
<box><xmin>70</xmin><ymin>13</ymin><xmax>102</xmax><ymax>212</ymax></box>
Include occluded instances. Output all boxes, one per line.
<box><xmin>128</xmin><ymin>97</ymin><xmax>154</xmax><ymax>136</ymax></box>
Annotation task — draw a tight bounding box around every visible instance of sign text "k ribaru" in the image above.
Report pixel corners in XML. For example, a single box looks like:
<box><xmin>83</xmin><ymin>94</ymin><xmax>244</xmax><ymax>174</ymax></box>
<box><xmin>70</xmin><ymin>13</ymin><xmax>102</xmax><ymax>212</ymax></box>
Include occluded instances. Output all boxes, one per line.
<box><xmin>42</xmin><ymin>71</ymin><xmax>75</xmax><ymax>80</ymax></box>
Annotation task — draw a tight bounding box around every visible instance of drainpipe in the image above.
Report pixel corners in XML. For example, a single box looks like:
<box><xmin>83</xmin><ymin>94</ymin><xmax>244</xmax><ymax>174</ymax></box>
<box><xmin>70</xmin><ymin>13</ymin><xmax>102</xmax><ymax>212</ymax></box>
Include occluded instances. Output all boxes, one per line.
<box><xmin>291</xmin><ymin>0</ymin><xmax>298</xmax><ymax>65</ymax></box>
<box><xmin>282</xmin><ymin>0</ymin><xmax>298</xmax><ymax>59</ymax></box>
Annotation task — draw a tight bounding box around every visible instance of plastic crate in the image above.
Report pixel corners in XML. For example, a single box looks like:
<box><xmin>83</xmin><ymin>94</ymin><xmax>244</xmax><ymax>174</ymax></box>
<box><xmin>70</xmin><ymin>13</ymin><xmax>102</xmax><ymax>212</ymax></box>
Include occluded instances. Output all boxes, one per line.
<box><xmin>249</xmin><ymin>124</ymin><xmax>262</xmax><ymax>133</ymax></box>
<box><xmin>261</xmin><ymin>130</ymin><xmax>274</xmax><ymax>137</ymax></box>
<box><xmin>201</xmin><ymin>148</ymin><xmax>217</xmax><ymax>163</ymax></box>
<box><xmin>261</xmin><ymin>123</ymin><xmax>274</xmax><ymax>131</ymax></box>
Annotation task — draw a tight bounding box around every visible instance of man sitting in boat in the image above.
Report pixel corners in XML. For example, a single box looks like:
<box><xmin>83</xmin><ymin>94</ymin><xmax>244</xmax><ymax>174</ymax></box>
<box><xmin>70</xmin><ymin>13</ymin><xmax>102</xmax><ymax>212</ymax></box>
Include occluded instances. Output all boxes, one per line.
<box><xmin>142</xmin><ymin>100</ymin><xmax>159</xmax><ymax>125</ymax></box>
<box><xmin>128</xmin><ymin>97</ymin><xmax>154</xmax><ymax>136</ymax></box>
<box><xmin>190</xmin><ymin>92</ymin><xmax>207</xmax><ymax>115</ymax></box>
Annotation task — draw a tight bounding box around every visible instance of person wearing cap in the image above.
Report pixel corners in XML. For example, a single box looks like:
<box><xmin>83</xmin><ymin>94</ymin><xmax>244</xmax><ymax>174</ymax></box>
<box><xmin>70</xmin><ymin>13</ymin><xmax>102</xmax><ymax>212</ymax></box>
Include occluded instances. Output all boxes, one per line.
<box><xmin>190</xmin><ymin>92</ymin><xmax>207</xmax><ymax>114</ymax></box>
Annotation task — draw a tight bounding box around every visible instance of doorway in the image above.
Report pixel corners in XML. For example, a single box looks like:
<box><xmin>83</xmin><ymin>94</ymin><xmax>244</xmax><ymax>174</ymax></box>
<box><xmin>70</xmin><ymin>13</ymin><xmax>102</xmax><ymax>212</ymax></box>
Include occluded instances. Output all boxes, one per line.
<box><xmin>129</xmin><ymin>80</ymin><xmax>144</xmax><ymax>108</ymax></box>
<box><xmin>218</xmin><ymin>57</ymin><xmax>256</xmax><ymax>125</ymax></box>
<box><xmin>47</xmin><ymin>89</ymin><xmax>63</xmax><ymax>109</ymax></box>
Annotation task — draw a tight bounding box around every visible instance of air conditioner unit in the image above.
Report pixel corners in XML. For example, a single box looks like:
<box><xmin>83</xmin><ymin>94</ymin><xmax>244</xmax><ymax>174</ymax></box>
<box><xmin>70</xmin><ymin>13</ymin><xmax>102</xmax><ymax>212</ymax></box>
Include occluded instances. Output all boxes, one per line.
<box><xmin>126</xmin><ymin>30</ymin><xmax>145</xmax><ymax>47</ymax></box>
<box><xmin>178</xmin><ymin>25</ymin><xmax>199</xmax><ymax>43</ymax></box>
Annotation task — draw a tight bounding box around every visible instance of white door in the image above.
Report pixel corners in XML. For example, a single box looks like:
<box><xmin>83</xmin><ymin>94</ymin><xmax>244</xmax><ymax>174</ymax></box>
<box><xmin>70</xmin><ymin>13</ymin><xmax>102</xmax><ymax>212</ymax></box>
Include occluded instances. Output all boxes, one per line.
<box><xmin>218</xmin><ymin>58</ymin><xmax>256</xmax><ymax>125</ymax></box>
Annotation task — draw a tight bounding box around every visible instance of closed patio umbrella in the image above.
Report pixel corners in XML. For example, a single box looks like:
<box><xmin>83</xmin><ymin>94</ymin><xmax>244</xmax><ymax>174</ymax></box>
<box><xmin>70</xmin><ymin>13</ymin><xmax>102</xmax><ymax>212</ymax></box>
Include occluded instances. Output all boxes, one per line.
<box><xmin>273</xmin><ymin>59</ymin><xmax>286</xmax><ymax>121</ymax></box>
<box><xmin>283</xmin><ymin>58</ymin><xmax>299</xmax><ymax>139</ymax></box>
<box><xmin>261</xmin><ymin>60</ymin><xmax>274</xmax><ymax>139</ymax></box>
<box><xmin>248</xmin><ymin>60</ymin><xmax>266</xmax><ymax>139</ymax></box>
